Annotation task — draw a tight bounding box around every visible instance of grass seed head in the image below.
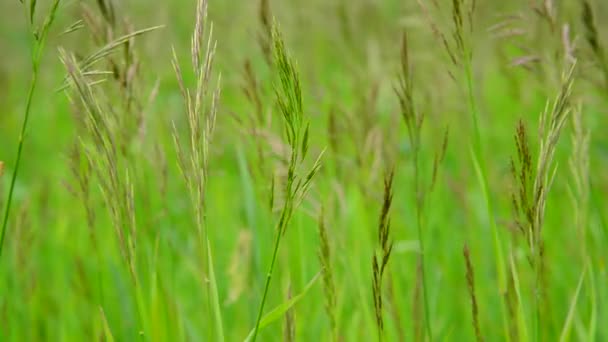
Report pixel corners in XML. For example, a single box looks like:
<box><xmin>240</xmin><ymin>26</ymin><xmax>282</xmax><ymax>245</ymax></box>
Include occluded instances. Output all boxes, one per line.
<box><xmin>582</xmin><ymin>0</ymin><xmax>601</xmax><ymax>56</ymax></box>
<box><xmin>372</xmin><ymin>169</ymin><xmax>395</xmax><ymax>339</ymax></box>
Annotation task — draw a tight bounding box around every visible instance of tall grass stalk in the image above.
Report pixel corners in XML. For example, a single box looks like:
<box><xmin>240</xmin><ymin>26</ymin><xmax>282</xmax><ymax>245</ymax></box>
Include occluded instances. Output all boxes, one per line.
<box><xmin>251</xmin><ymin>22</ymin><xmax>322</xmax><ymax>342</ymax></box>
<box><xmin>60</xmin><ymin>49</ymin><xmax>145</xmax><ymax>339</ymax></box>
<box><xmin>394</xmin><ymin>31</ymin><xmax>447</xmax><ymax>340</ymax></box>
<box><xmin>454</xmin><ymin>0</ymin><xmax>509</xmax><ymax>298</ymax></box>
<box><xmin>171</xmin><ymin>0</ymin><xmax>224</xmax><ymax>339</ymax></box>
<box><xmin>0</xmin><ymin>0</ymin><xmax>61</xmax><ymax>258</ymax></box>
<box><xmin>60</xmin><ymin>49</ymin><xmax>150</xmax><ymax>339</ymax></box>
<box><xmin>59</xmin><ymin>10</ymin><xmax>162</xmax><ymax>337</ymax></box>
<box><xmin>416</xmin><ymin>0</ymin><xmax>512</xmax><ymax>336</ymax></box>
<box><xmin>511</xmin><ymin>63</ymin><xmax>576</xmax><ymax>340</ymax></box>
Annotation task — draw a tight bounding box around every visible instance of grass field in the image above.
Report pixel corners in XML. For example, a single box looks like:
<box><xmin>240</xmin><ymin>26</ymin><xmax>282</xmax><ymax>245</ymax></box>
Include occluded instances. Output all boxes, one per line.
<box><xmin>1</xmin><ymin>0</ymin><xmax>608</xmax><ymax>340</ymax></box>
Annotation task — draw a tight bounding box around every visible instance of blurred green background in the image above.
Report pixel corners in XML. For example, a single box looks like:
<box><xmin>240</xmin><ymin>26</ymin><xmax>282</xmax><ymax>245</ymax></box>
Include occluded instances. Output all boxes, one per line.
<box><xmin>1</xmin><ymin>0</ymin><xmax>608</xmax><ymax>341</ymax></box>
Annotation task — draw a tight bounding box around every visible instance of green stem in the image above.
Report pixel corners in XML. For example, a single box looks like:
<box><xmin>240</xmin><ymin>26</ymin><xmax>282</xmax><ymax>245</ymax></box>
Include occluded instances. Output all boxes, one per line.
<box><xmin>0</xmin><ymin>0</ymin><xmax>60</xmax><ymax>258</ymax></box>
<box><xmin>251</xmin><ymin>205</ymin><xmax>289</xmax><ymax>342</ymax></box>
<box><xmin>0</xmin><ymin>53</ymin><xmax>40</xmax><ymax>258</ymax></box>
<box><xmin>251</xmin><ymin>220</ymin><xmax>283</xmax><ymax>342</ymax></box>
<box><xmin>252</xmin><ymin>159</ymin><xmax>295</xmax><ymax>342</ymax></box>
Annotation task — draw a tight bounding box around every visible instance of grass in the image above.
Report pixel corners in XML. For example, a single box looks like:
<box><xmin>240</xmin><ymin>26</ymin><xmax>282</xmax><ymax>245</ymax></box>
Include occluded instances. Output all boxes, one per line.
<box><xmin>1</xmin><ymin>0</ymin><xmax>607</xmax><ymax>340</ymax></box>
<box><xmin>0</xmin><ymin>0</ymin><xmax>61</xmax><ymax>258</ymax></box>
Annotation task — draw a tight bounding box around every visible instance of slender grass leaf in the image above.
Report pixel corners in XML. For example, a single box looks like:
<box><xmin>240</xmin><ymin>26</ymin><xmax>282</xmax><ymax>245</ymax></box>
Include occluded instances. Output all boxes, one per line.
<box><xmin>100</xmin><ymin>307</ymin><xmax>115</xmax><ymax>342</ymax></box>
<box><xmin>559</xmin><ymin>268</ymin><xmax>586</xmax><ymax>342</ymax></box>
<box><xmin>245</xmin><ymin>272</ymin><xmax>321</xmax><ymax>341</ymax></box>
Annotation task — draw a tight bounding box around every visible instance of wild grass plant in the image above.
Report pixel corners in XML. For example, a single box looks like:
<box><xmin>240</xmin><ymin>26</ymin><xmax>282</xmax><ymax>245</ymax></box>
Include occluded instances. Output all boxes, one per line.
<box><xmin>1</xmin><ymin>0</ymin><xmax>61</xmax><ymax>257</ymax></box>
<box><xmin>1</xmin><ymin>0</ymin><xmax>608</xmax><ymax>341</ymax></box>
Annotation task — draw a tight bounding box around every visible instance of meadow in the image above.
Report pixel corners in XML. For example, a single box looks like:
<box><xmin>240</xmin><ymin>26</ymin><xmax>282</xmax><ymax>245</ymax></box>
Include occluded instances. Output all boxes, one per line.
<box><xmin>1</xmin><ymin>0</ymin><xmax>607</xmax><ymax>340</ymax></box>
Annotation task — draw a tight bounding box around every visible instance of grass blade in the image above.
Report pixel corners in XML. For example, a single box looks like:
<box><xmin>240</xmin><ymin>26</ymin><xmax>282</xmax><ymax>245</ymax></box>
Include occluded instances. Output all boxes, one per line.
<box><xmin>559</xmin><ymin>268</ymin><xmax>586</xmax><ymax>342</ymax></box>
<box><xmin>245</xmin><ymin>272</ymin><xmax>321</xmax><ymax>341</ymax></box>
<box><xmin>100</xmin><ymin>307</ymin><xmax>115</xmax><ymax>342</ymax></box>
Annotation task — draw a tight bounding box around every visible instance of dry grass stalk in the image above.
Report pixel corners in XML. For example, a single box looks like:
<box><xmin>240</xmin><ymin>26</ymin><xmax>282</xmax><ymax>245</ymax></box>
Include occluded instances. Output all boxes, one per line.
<box><xmin>463</xmin><ymin>244</ymin><xmax>483</xmax><ymax>342</ymax></box>
<box><xmin>0</xmin><ymin>161</ymin><xmax>4</xmax><ymax>178</ymax></box>
<box><xmin>318</xmin><ymin>209</ymin><xmax>337</xmax><ymax>341</ymax></box>
<box><xmin>372</xmin><ymin>170</ymin><xmax>395</xmax><ymax>340</ymax></box>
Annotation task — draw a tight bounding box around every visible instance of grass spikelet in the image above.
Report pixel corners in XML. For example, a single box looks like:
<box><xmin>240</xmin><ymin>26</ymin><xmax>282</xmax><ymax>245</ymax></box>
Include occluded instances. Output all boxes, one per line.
<box><xmin>464</xmin><ymin>244</ymin><xmax>483</xmax><ymax>342</ymax></box>
<box><xmin>372</xmin><ymin>170</ymin><xmax>395</xmax><ymax>341</ymax></box>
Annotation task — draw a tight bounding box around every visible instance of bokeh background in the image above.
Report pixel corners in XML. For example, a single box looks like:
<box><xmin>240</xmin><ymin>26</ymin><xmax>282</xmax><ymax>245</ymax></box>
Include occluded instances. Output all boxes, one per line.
<box><xmin>1</xmin><ymin>0</ymin><xmax>608</xmax><ymax>340</ymax></box>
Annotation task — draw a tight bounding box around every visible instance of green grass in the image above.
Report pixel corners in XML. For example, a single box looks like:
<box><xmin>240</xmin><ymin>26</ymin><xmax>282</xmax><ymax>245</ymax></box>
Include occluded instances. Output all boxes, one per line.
<box><xmin>1</xmin><ymin>0</ymin><xmax>607</xmax><ymax>341</ymax></box>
